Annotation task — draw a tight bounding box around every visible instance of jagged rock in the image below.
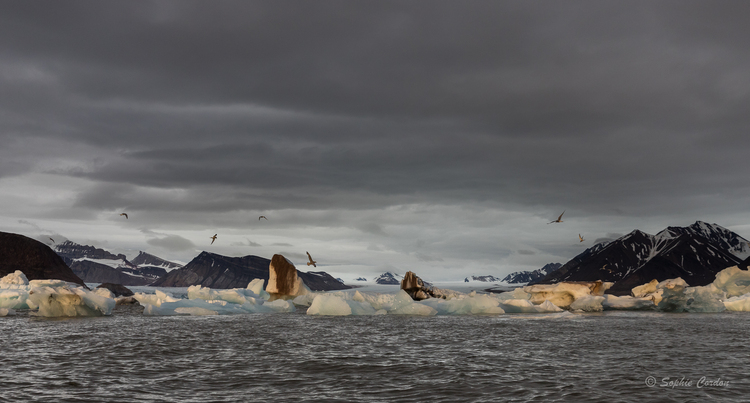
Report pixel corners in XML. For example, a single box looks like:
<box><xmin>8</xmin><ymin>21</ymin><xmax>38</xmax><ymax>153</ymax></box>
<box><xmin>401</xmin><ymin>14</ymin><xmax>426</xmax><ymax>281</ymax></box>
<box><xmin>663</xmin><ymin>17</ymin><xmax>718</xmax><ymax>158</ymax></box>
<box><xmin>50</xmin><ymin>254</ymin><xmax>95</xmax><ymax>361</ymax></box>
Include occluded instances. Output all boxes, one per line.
<box><xmin>96</xmin><ymin>283</ymin><xmax>134</xmax><ymax>297</ymax></box>
<box><xmin>0</xmin><ymin>231</ymin><xmax>85</xmax><ymax>287</ymax></box>
<box><xmin>400</xmin><ymin>271</ymin><xmax>448</xmax><ymax>301</ymax></box>
<box><xmin>266</xmin><ymin>254</ymin><xmax>311</xmax><ymax>300</ymax></box>
<box><xmin>115</xmin><ymin>296</ymin><xmax>140</xmax><ymax>305</ymax></box>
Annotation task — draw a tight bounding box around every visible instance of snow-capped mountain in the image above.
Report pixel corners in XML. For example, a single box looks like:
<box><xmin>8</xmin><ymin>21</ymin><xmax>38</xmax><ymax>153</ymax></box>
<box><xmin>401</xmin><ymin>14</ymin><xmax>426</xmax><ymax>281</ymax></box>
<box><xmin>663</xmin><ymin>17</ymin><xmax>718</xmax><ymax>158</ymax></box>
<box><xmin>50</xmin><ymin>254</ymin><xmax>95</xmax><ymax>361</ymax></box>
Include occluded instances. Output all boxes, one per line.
<box><xmin>502</xmin><ymin>263</ymin><xmax>562</xmax><ymax>284</ymax></box>
<box><xmin>131</xmin><ymin>251</ymin><xmax>183</xmax><ymax>272</ymax></box>
<box><xmin>464</xmin><ymin>275</ymin><xmax>504</xmax><ymax>283</ymax></box>
<box><xmin>533</xmin><ymin>221</ymin><xmax>749</xmax><ymax>295</ymax></box>
<box><xmin>53</xmin><ymin>241</ymin><xmax>179</xmax><ymax>286</ymax></box>
<box><xmin>374</xmin><ymin>272</ymin><xmax>402</xmax><ymax>285</ymax></box>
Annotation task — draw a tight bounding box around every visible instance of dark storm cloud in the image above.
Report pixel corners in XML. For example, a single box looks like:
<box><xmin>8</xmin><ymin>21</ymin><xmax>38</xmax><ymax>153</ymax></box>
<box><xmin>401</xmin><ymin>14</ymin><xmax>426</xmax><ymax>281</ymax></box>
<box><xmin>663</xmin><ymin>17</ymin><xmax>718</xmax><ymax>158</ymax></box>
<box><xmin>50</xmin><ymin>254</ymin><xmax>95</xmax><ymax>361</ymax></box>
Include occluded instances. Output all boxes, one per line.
<box><xmin>3</xmin><ymin>1</ymin><xmax>750</xmax><ymax>222</ymax></box>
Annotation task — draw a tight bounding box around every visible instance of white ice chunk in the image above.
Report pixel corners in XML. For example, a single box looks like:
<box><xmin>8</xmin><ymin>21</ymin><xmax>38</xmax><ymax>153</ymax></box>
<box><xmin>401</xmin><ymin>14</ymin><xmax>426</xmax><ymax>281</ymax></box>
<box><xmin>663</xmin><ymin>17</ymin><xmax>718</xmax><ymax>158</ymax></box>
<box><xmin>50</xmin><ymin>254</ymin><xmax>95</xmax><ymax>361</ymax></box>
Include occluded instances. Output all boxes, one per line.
<box><xmin>423</xmin><ymin>294</ymin><xmax>504</xmax><ymax>315</ymax></box>
<box><xmin>307</xmin><ymin>294</ymin><xmax>353</xmax><ymax>316</ymax></box>
<box><xmin>535</xmin><ymin>300</ymin><xmax>564</xmax><ymax>313</ymax></box>
<box><xmin>523</xmin><ymin>281</ymin><xmax>612</xmax><ymax>309</ymax></box>
<box><xmin>499</xmin><ymin>299</ymin><xmax>541</xmax><ymax>313</ymax></box>
<box><xmin>28</xmin><ymin>285</ymin><xmax>115</xmax><ymax>317</ymax></box>
<box><xmin>0</xmin><ymin>290</ymin><xmax>31</xmax><ymax>310</ymax></box>
<box><xmin>631</xmin><ymin>279</ymin><xmax>658</xmax><ymax>298</ymax></box>
<box><xmin>246</xmin><ymin>278</ymin><xmax>270</xmax><ymax>299</ymax></box>
<box><xmin>0</xmin><ymin>308</ymin><xmax>16</xmax><ymax>316</ymax></box>
<box><xmin>569</xmin><ymin>295</ymin><xmax>605</xmax><ymax>312</ymax></box>
<box><xmin>94</xmin><ymin>288</ymin><xmax>114</xmax><ymax>299</ymax></box>
<box><xmin>388</xmin><ymin>290</ymin><xmax>437</xmax><ymax>316</ymax></box>
<box><xmin>0</xmin><ymin>270</ymin><xmax>29</xmax><ymax>285</ymax></box>
<box><xmin>657</xmin><ymin>283</ymin><xmax>724</xmax><ymax>313</ymax></box>
<box><xmin>724</xmin><ymin>293</ymin><xmax>750</xmax><ymax>311</ymax></box>
<box><xmin>495</xmin><ymin>288</ymin><xmax>531</xmax><ymax>301</ymax></box>
<box><xmin>713</xmin><ymin>266</ymin><xmax>750</xmax><ymax>297</ymax></box>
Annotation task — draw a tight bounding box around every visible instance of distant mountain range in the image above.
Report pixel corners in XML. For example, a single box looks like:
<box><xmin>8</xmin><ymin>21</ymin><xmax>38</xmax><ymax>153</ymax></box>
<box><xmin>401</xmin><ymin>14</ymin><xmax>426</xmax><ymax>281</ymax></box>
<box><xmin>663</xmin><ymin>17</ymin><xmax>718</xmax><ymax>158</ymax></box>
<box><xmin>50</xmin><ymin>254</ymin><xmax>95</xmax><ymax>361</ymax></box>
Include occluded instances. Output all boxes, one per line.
<box><xmin>152</xmin><ymin>251</ymin><xmax>350</xmax><ymax>291</ymax></box>
<box><xmin>464</xmin><ymin>275</ymin><xmax>504</xmax><ymax>283</ymax></box>
<box><xmin>374</xmin><ymin>272</ymin><xmax>401</xmax><ymax>285</ymax></box>
<box><xmin>54</xmin><ymin>241</ymin><xmax>171</xmax><ymax>286</ymax></box>
<box><xmin>531</xmin><ymin>221</ymin><xmax>750</xmax><ymax>295</ymax></box>
<box><xmin>51</xmin><ymin>240</ymin><xmax>348</xmax><ymax>291</ymax></box>
<box><xmin>502</xmin><ymin>263</ymin><xmax>563</xmax><ymax>284</ymax></box>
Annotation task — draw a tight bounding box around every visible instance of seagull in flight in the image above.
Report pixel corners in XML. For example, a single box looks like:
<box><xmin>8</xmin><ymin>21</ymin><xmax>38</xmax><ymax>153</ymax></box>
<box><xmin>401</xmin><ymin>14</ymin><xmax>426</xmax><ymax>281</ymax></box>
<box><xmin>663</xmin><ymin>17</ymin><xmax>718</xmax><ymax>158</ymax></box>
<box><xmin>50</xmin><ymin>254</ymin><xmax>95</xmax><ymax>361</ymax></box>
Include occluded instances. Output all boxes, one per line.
<box><xmin>306</xmin><ymin>251</ymin><xmax>317</xmax><ymax>267</ymax></box>
<box><xmin>49</xmin><ymin>237</ymin><xmax>55</xmax><ymax>244</ymax></box>
<box><xmin>210</xmin><ymin>234</ymin><xmax>217</xmax><ymax>245</ymax></box>
<box><xmin>579</xmin><ymin>234</ymin><xmax>585</xmax><ymax>242</ymax></box>
<box><xmin>259</xmin><ymin>216</ymin><xmax>267</xmax><ymax>220</ymax></box>
<box><xmin>120</xmin><ymin>213</ymin><xmax>128</xmax><ymax>219</ymax></box>
<box><xmin>548</xmin><ymin>210</ymin><xmax>565</xmax><ymax>224</ymax></box>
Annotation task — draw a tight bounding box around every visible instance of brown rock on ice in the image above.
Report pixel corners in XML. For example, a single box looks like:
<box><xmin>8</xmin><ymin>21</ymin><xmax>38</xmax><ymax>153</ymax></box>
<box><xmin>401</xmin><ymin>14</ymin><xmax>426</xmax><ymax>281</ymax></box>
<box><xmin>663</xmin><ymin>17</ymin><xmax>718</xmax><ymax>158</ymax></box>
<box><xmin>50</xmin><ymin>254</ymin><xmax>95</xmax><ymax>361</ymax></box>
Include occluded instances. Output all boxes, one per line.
<box><xmin>266</xmin><ymin>254</ymin><xmax>311</xmax><ymax>300</ymax></box>
<box><xmin>400</xmin><ymin>271</ymin><xmax>448</xmax><ymax>301</ymax></box>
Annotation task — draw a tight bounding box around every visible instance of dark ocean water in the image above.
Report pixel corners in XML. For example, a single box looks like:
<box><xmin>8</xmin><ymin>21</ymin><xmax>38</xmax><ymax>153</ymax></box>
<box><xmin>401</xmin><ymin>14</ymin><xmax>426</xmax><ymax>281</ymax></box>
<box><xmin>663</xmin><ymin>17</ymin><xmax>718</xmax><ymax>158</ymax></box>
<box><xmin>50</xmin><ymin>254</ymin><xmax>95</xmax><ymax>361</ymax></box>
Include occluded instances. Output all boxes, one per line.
<box><xmin>1</xmin><ymin>308</ymin><xmax>749</xmax><ymax>402</ymax></box>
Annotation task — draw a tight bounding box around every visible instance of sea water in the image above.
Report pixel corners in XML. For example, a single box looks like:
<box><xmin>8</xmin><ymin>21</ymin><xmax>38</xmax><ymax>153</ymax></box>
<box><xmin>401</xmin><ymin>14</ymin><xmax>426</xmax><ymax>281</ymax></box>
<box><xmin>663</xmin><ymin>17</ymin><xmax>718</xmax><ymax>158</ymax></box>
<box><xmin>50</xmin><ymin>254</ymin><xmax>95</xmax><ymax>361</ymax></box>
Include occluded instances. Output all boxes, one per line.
<box><xmin>1</xmin><ymin>308</ymin><xmax>748</xmax><ymax>402</ymax></box>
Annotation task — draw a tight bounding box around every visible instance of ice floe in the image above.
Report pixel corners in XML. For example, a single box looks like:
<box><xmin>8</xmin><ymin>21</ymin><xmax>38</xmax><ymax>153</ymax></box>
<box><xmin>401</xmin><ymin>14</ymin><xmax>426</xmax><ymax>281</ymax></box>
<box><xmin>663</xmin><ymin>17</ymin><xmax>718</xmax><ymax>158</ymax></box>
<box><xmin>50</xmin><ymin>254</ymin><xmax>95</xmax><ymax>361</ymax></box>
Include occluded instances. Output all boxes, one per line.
<box><xmin>0</xmin><ymin>271</ymin><xmax>115</xmax><ymax>317</ymax></box>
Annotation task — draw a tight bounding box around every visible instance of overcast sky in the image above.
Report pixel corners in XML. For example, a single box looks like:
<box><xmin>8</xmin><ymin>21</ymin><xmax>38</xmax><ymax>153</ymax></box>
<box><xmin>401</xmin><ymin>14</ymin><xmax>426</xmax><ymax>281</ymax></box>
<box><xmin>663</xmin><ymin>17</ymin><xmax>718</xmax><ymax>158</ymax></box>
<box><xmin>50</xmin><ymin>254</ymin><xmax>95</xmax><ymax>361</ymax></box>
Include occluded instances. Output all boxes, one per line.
<box><xmin>2</xmin><ymin>1</ymin><xmax>750</xmax><ymax>281</ymax></box>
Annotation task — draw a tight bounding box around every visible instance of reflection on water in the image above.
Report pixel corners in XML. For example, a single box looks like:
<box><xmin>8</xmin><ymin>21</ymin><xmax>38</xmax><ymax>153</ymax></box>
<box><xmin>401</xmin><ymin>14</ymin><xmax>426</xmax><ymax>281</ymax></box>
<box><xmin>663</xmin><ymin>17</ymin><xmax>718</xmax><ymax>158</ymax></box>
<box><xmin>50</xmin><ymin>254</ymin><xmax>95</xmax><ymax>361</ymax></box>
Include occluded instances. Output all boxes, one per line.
<box><xmin>1</xmin><ymin>310</ymin><xmax>749</xmax><ymax>402</ymax></box>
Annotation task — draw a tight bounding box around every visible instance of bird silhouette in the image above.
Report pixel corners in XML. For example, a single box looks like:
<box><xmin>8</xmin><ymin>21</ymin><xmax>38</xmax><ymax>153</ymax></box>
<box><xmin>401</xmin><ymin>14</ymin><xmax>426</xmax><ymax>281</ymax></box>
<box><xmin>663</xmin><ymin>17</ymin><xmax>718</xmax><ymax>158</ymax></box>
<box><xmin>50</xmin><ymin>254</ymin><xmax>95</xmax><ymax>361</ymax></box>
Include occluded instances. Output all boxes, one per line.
<box><xmin>120</xmin><ymin>213</ymin><xmax>128</xmax><ymax>219</ymax></box>
<box><xmin>306</xmin><ymin>251</ymin><xmax>317</xmax><ymax>267</ymax></box>
<box><xmin>49</xmin><ymin>237</ymin><xmax>55</xmax><ymax>244</ymax></box>
<box><xmin>210</xmin><ymin>234</ymin><xmax>217</xmax><ymax>245</ymax></box>
<box><xmin>259</xmin><ymin>216</ymin><xmax>267</xmax><ymax>220</ymax></box>
<box><xmin>579</xmin><ymin>234</ymin><xmax>585</xmax><ymax>242</ymax></box>
<box><xmin>548</xmin><ymin>210</ymin><xmax>565</xmax><ymax>224</ymax></box>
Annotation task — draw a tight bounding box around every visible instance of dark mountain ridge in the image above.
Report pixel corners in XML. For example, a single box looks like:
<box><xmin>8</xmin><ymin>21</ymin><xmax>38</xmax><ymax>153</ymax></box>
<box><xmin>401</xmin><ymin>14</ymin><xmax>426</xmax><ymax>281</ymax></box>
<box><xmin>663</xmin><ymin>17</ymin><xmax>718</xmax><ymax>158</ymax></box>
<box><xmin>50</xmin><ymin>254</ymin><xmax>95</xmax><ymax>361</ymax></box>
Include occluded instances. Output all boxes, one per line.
<box><xmin>532</xmin><ymin>221</ymin><xmax>749</xmax><ymax>295</ymax></box>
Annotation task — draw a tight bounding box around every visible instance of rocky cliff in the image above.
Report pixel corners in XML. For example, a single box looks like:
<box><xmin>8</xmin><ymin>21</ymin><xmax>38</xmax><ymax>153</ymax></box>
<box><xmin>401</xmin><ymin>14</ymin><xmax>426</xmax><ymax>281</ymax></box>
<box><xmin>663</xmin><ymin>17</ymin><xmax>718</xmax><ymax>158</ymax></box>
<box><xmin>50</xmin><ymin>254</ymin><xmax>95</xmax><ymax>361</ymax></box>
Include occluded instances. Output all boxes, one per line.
<box><xmin>0</xmin><ymin>231</ymin><xmax>85</xmax><ymax>286</ymax></box>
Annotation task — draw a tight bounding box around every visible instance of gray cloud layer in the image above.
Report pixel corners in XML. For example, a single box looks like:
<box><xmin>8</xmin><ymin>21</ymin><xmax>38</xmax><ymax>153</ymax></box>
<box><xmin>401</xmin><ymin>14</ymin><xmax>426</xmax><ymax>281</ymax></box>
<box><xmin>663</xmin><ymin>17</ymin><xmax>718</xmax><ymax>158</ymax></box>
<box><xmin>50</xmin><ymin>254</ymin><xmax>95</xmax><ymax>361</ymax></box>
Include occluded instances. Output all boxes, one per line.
<box><xmin>2</xmin><ymin>2</ymin><xmax>749</xmax><ymax>277</ymax></box>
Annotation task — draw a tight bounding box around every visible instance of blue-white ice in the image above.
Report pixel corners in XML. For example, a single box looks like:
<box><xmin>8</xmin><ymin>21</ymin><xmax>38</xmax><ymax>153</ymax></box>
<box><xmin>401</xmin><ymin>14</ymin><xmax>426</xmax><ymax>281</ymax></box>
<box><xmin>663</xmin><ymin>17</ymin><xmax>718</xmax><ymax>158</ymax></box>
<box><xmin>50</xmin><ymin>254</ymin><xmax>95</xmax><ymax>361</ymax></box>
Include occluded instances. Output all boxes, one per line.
<box><xmin>0</xmin><ymin>270</ymin><xmax>115</xmax><ymax>317</ymax></box>
<box><xmin>6</xmin><ymin>265</ymin><xmax>750</xmax><ymax>317</ymax></box>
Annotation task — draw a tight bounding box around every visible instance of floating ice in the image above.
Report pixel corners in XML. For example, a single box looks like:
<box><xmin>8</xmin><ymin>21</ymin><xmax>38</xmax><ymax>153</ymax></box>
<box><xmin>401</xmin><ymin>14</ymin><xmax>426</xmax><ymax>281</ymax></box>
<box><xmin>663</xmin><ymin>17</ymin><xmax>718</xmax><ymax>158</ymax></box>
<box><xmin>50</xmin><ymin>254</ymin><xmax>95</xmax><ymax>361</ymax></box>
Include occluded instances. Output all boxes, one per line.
<box><xmin>388</xmin><ymin>290</ymin><xmax>437</xmax><ymax>316</ymax></box>
<box><xmin>0</xmin><ymin>270</ymin><xmax>29</xmax><ymax>285</ymax></box>
<box><xmin>0</xmin><ymin>308</ymin><xmax>15</xmax><ymax>316</ymax></box>
<box><xmin>523</xmin><ymin>281</ymin><xmax>612</xmax><ymax>309</ymax></box>
<box><xmin>421</xmin><ymin>293</ymin><xmax>505</xmax><ymax>315</ymax></box>
<box><xmin>602</xmin><ymin>295</ymin><xmax>654</xmax><ymax>310</ymax></box>
<box><xmin>27</xmin><ymin>280</ymin><xmax>115</xmax><ymax>317</ymax></box>
<box><xmin>723</xmin><ymin>293</ymin><xmax>750</xmax><ymax>311</ymax></box>
<box><xmin>656</xmin><ymin>282</ymin><xmax>725</xmax><ymax>313</ymax></box>
<box><xmin>495</xmin><ymin>288</ymin><xmax>531</xmax><ymax>301</ymax></box>
<box><xmin>713</xmin><ymin>266</ymin><xmax>750</xmax><ymax>297</ymax></box>
<box><xmin>570</xmin><ymin>295</ymin><xmax>605</xmax><ymax>312</ymax></box>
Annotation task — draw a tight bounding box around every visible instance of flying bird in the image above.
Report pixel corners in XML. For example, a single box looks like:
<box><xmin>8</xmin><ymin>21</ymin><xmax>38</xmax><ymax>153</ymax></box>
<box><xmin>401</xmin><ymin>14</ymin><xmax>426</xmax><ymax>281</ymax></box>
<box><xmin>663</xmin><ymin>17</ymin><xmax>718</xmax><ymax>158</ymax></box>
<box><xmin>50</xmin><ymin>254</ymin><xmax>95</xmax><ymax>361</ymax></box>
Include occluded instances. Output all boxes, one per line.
<box><xmin>579</xmin><ymin>234</ymin><xmax>585</xmax><ymax>242</ymax></box>
<box><xmin>259</xmin><ymin>216</ymin><xmax>267</xmax><ymax>220</ymax></box>
<box><xmin>49</xmin><ymin>237</ymin><xmax>55</xmax><ymax>244</ymax></box>
<box><xmin>210</xmin><ymin>234</ymin><xmax>217</xmax><ymax>245</ymax></box>
<box><xmin>306</xmin><ymin>251</ymin><xmax>317</xmax><ymax>267</ymax></box>
<box><xmin>548</xmin><ymin>210</ymin><xmax>565</xmax><ymax>224</ymax></box>
<box><xmin>120</xmin><ymin>213</ymin><xmax>128</xmax><ymax>219</ymax></box>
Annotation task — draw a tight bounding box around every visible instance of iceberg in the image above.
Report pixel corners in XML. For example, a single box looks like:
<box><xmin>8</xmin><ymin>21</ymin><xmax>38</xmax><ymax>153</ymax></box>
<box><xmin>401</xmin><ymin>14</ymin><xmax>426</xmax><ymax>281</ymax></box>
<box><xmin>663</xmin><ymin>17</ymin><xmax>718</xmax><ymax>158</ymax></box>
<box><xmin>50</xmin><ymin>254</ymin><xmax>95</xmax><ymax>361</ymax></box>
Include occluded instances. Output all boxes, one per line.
<box><xmin>523</xmin><ymin>281</ymin><xmax>612</xmax><ymax>309</ymax></box>
<box><xmin>569</xmin><ymin>295</ymin><xmax>605</xmax><ymax>312</ymax></box>
<box><xmin>0</xmin><ymin>271</ymin><xmax>115</xmax><ymax>317</ymax></box>
<box><xmin>713</xmin><ymin>266</ymin><xmax>750</xmax><ymax>297</ymax></box>
<box><xmin>420</xmin><ymin>292</ymin><xmax>505</xmax><ymax>315</ymax></box>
